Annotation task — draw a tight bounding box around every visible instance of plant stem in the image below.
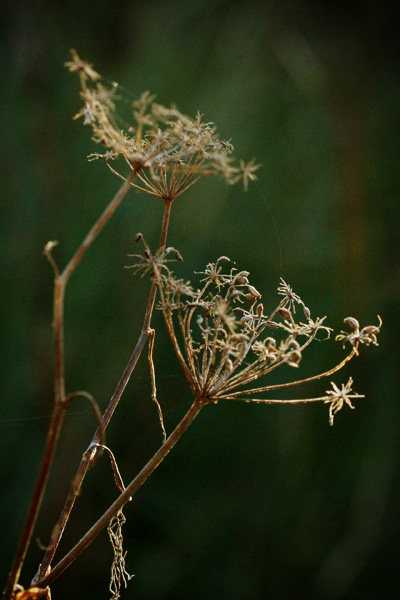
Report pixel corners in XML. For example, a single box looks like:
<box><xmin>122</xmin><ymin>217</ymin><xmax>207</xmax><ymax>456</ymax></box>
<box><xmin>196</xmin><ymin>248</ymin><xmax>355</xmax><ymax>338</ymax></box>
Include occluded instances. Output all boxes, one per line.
<box><xmin>3</xmin><ymin>170</ymin><xmax>137</xmax><ymax>600</ymax></box>
<box><xmin>33</xmin><ymin>198</ymin><xmax>173</xmax><ymax>584</ymax></box>
<box><xmin>36</xmin><ymin>399</ymin><xmax>203</xmax><ymax>589</ymax></box>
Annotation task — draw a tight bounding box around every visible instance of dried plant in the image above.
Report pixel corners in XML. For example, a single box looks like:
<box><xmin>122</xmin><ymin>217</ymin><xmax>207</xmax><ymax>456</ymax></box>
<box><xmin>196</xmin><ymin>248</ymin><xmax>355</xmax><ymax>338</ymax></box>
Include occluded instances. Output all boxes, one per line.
<box><xmin>3</xmin><ymin>51</ymin><xmax>380</xmax><ymax>600</ymax></box>
<box><xmin>135</xmin><ymin>245</ymin><xmax>380</xmax><ymax>425</ymax></box>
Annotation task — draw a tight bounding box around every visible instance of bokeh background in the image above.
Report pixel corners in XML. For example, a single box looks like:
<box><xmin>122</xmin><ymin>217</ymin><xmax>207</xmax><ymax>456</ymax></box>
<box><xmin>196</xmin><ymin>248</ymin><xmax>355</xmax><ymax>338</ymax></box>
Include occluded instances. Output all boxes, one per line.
<box><xmin>1</xmin><ymin>1</ymin><xmax>399</xmax><ymax>598</ymax></box>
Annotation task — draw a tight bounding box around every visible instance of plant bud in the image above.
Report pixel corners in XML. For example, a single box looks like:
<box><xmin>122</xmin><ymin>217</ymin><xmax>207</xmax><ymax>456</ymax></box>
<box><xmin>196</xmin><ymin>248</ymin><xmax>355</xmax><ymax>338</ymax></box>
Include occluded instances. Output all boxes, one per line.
<box><xmin>303</xmin><ymin>305</ymin><xmax>311</xmax><ymax>319</ymax></box>
<box><xmin>217</xmin><ymin>256</ymin><xmax>230</xmax><ymax>263</ymax></box>
<box><xmin>257</xmin><ymin>303</ymin><xmax>264</xmax><ymax>316</ymax></box>
<box><xmin>135</xmin><ymin>233</ymin><xmax>143</xmax><ymax>243</ymax></box>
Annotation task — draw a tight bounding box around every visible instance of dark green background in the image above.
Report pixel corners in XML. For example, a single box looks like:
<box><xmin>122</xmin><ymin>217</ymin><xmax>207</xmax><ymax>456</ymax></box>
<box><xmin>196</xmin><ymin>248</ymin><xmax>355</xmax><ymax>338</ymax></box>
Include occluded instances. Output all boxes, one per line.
<box><xmin>1</xmin><ymin>1</ymin><xmax>399</xmax><ymax>598</ymax></box>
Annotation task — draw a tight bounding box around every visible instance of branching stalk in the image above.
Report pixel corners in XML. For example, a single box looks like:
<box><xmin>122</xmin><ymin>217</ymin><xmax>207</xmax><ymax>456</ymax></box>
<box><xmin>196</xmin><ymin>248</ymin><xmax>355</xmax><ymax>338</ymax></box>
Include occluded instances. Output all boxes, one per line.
<box><xmin>35</xmin><ymin>400</ymin><xmax>203</xmax><ymax>589</ymax></box>
<box><xmin>32</xmin><ymin>198</ymin><xmax>173</xmax><ymax>584</ymax></box>
<box><xmin>3</xmin><ymin>169</ymin><xmax>138</xmax><ymax>600</ymax></box>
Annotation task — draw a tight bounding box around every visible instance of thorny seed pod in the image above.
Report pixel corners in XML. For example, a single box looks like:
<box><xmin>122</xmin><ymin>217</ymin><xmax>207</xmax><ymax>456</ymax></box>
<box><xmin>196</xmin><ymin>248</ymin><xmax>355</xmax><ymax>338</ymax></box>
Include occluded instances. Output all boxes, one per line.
<box><xmin>278</xmin><ymin>307</ymin><xmax>292</xmax><ymax>321</ymax></box>
<box><xmin>344</xmin><ymin>317</ymin><xmax>359</xmax><ymax>330</ymax></box>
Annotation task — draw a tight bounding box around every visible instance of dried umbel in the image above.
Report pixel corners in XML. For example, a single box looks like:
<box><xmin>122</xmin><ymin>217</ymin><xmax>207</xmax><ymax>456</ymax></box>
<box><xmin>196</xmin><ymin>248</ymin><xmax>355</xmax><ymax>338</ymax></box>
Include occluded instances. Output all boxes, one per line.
<box><xmin>130</xmin><ymin>245</ymin><xmax>381</xmax><ymax>425</ymax></box>
<box><xmin>65</xmin><ymin>50</ymin><xmax>260</xmax><ymax>201</ymax></box>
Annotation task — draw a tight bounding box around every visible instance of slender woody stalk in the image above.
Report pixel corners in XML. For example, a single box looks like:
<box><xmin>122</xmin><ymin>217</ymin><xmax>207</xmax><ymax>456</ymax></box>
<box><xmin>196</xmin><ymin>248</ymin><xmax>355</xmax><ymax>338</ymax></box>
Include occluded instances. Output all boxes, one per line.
<box><xmin>3</xmin><ymin>169</ymin><xmax>138</xmax><ymax>600</ymax></box>
<box><xmin>36</xmin><ymin>399</ymin><xmax>203</xmax><ymax>589</ymax></box>
<box><xmin>33</xmin><ymin>198</ymin><xmax>173</xmax><ymax>584</ymax></box>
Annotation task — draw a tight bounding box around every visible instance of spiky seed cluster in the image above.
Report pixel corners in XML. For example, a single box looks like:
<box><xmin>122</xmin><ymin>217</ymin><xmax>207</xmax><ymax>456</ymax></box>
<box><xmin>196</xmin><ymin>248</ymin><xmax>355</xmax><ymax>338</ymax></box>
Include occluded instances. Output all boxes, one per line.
<box><xmin>65</xmin><ymin>50</ymin><xmax>260</xmax><ymax>200</ymax></box>
<box><xmin>127</xmin><ymin>246</ymin><xmax>381</xmax><ymax>424</ymax></box>
<box><xmin>156</xmin><ymin>258</ymin><xmax>328</xmax><ymax>397</ymax></box>
<box><xmin>336</xmin><ymin>316</ymin><xmax>382</xmax><ymax>354</ymax></box>
<box><xmin>324</xmin><ymin>378</ymin><xmax>363</xmax><ymax>426</ymax></box>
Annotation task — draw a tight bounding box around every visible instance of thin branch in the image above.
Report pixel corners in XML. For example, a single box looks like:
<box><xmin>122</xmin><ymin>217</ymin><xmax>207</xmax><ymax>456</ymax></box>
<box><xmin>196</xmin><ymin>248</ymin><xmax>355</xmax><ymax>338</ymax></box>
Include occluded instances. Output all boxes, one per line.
<box><xmin>64</xmin><ymin>391</ymin><xmax>105</xmax><ymax>448</ymax></box>
<box><xmin>3</xmin><ymin>171</ymin><xmax>138</xmax><ymax>600</ymax></box>
<box><xmin>148</xmin><ymin>329</ymin><xmax>167</xmax><ymax>443</ymax></box>
<box><xmin>35</xmin><ymin>400</ymin><xmax>203</xmax><ymax>589</ymax></box>
<box><xmin>32</xmin><ymin>198</ymin><xmax>173</xmax><ymax>584</ymax></box>
<box><xmin>61</xmin><ymin>168</ymin><xmax>139</xmax><ymax>285</ymax></box>
<box><xmin>220</xmin><ymin>394</ymin><xmax>364</xmax><ymax>404</ymax></box>
<box><xmin>92</xmin><ymin>444</ymin><xmax>126</xmax><ymax>494</ymax></box>
<box><xmin>221</xmin><ymin>346</ymin><xmax>358</xmax><ymax>397</ymax></box>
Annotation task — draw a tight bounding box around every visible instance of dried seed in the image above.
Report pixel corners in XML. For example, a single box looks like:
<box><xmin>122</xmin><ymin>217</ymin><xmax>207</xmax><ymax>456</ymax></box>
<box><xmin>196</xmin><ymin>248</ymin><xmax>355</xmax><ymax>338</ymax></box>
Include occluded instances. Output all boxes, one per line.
<box><xmin>247</xmin><ymin>285</ymin><xmax>261</xmax><ymax>298</ymax></box>
<box><xmin>278</xmin><ymin>307</ymin><xmax>292</xmax><ymax>320</ymax></box>
<box><xmin>230</xmin><ymin>290</ymin><xmax>242</xmax><ymax>299</ymax></box>
<box><xmin>240</xmin><ymin>315</ymin><xmax>252</xmax><ymax>325</ymax></box>
<box><xmin>135</xmin><ymin>233</ymin><xmax>143</xmax><ymax>243</ymax></box>
<box><xmin>344</xmin><ymin>317</ymin><xmax>359</xmax><ymax>330</ymax></box>
<box><xmin>175</xmin><ymin>250</ymin><xmax>183</xmax><ymax>262</ymax></box>
<box><xmin>361</xmin><ymin>325</ymin><xmax>380</xmax><ymax>334</ymax></box>
<box><xmin>288</xmin><ymin>350</ymin><xmax>302</xmax><ymax>365</ymax></box>
<box><xmin>288</xmin><ymin>339</ymin><xmax>301</xmax><ymax>351</ymax></box>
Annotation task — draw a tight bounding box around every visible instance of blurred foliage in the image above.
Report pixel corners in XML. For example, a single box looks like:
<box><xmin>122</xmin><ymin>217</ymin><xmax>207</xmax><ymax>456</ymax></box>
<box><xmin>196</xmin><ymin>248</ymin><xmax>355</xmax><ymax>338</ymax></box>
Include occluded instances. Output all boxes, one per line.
<box><xmin>1</xmin><ymin>0</ymin><xmax>399</xmax><ymax>598</ymax></box>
